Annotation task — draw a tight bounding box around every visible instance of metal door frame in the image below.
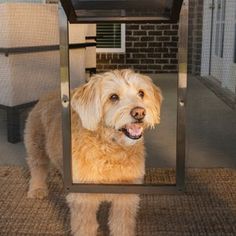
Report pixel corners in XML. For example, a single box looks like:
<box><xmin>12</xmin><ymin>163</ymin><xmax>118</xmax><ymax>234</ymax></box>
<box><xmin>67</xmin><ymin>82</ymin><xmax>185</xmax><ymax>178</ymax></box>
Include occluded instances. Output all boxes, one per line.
<box><xmin>59</xmin><ymin>0</ymin><xmax>188</xmax><ymax>194</ymax></box>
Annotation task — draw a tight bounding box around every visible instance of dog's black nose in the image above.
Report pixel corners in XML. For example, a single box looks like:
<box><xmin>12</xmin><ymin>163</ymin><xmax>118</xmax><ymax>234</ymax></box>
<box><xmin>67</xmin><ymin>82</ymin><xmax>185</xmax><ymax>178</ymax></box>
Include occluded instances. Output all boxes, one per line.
<box><xmin>130</xmin><ymin>107</ymin><xmax>146</xmax><ymax>121</ymax></box>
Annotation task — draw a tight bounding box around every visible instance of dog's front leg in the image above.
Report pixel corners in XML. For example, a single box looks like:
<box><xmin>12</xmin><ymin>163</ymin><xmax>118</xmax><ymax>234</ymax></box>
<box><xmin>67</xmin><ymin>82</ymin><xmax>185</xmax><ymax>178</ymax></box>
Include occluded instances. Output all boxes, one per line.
<box><xmin>109</xmin><ymin>194</ymin><xmax>140</xmax><ymax>236</ymax></box>
<box><xmin>67</xmin><ymin>193</ymin><xmax>100</xmax><ymax>236</ymax></box>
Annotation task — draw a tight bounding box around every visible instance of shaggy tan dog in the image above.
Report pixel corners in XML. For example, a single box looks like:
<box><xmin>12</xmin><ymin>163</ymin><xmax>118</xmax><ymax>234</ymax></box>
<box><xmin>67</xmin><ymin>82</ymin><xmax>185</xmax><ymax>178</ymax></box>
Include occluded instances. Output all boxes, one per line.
<box><xmin>25</xmin><ymin>69</ymin><xmax>162</xmax><ymax>236</ymax></box>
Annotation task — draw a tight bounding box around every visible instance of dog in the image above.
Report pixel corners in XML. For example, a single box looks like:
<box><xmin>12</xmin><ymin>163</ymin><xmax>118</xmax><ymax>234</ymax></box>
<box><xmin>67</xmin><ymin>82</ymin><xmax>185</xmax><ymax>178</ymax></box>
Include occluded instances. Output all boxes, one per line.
<box><xmin>25</xmin><ymin>69</ymin><xmax>162</xmax><ymax>236</ymax></box>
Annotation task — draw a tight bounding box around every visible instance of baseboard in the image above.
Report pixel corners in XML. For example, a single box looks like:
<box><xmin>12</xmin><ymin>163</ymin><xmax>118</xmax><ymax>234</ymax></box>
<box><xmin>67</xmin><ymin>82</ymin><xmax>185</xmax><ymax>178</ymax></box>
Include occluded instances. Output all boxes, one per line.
<box><xmin>197</xmin><ymin>76</ymin><xmax>236</xmax><ymax>110</ymax></box>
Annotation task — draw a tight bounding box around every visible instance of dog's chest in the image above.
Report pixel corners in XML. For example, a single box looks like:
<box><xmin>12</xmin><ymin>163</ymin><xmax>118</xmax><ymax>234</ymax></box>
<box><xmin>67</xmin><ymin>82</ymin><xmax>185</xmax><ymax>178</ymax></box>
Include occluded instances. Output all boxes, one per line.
<box><xmin>72</xmin><ymin>140</ymin><xmax>145</xmax><ymax>184</ymax></box>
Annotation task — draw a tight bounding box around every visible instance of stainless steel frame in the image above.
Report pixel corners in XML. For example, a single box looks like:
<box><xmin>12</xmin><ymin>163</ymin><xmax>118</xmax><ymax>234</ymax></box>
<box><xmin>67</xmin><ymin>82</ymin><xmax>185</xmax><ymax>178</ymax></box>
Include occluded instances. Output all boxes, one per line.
<box><xmin>59</xmin><ymin>7</ymin><xmax>72</xmax><ymax>191</ymax></box>
<box><xmin>59</xmin><ymin>0</ymin><xmax>188</xmax><ymax>194</ymax></box>
<box><xmin>60</xmin><ymin>0</ymin><xmax>183</xmax><ymax>23</ymax></box>
<box><xmin>176</xmin><ymin>0</ymin><xmax>188</xmax><ymax>190</ymax></box>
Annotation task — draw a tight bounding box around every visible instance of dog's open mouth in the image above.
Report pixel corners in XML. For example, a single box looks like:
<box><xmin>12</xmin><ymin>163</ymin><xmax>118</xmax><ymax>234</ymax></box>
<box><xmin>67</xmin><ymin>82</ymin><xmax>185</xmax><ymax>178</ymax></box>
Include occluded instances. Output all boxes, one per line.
<box><xmin>119</xmin><ymin>123</ymin><xmax>144</xmax><ymax>140</ymax></box>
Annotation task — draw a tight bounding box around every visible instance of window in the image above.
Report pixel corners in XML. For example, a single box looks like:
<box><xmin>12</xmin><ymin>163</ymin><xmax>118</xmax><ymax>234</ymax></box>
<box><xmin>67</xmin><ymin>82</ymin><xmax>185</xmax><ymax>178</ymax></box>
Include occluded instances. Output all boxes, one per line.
<box><xmin>215</xmin><ymin>0</ymin><xmax>226</xmax><ymax>58</ymax></box>
<box><xmin>96</xmin><ymin>23</ymin><xmax>125</xmax><ymax>53</ymax></box>
<box><xmin>234</xmin><ymin>3</ymin><xmax>236</xmax><ymax>63</ymax></box>
<box><xmin>234</xmin><ymin>25</ymin><xmax>236</xmax><ymax>63</ymax></box>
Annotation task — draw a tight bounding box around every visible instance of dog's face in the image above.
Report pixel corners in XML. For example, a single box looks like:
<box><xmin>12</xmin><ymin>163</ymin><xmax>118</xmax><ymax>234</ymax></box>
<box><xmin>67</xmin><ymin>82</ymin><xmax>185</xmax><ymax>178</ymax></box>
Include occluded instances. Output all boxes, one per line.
<box><xmin>72</xmin><ymin>70</ymin><xmax>162</xmax><ymax>146</ymax></box>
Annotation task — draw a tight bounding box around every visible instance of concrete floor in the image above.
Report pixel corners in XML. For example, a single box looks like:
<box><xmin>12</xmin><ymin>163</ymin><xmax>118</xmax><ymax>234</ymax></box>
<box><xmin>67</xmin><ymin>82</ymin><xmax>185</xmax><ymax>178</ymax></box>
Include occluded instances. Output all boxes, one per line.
<box><xmin>0</xmin><ymin>74</ymin><xmax>236</xmax><ymax>168</ymax></box>
<box><xmin>146</xmin><ymin>74</ymin><xmax>236</xmax><ymax>168</ymax></box>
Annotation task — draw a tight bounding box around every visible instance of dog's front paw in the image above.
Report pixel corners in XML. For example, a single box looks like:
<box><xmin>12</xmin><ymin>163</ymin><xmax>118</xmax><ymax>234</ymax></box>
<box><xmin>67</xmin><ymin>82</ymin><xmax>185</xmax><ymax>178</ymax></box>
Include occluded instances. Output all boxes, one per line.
<box><xmin>27</xmin><ymin>188</ymin><xmax>48</xmax><ymax>199</ymax></box>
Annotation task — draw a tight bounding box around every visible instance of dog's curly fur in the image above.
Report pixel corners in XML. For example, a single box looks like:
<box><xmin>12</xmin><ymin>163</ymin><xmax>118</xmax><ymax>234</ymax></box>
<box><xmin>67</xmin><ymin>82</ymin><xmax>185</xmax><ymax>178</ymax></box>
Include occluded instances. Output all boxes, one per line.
<box><xmin>25</xmin><ymin>69</ymin><xmax>162</xmax><ymax>236</ymax></box>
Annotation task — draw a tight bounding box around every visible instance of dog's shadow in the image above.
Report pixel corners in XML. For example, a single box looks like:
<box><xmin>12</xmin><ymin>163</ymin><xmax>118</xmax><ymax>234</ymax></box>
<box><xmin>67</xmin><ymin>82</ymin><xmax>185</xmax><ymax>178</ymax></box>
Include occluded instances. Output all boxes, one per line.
<box><xmin>97</xmin><ymin>202</ymin><xmax>111</xmax><ymax>236</ymax></box>
<box><xmin>47</xmin><ymin>168</ymin><xmax>111</xmax><ymax>236</ymax></box>
<box><xmin>46</xmin><ymin>169</ymin><xmax>71</xmax><ymax>235</ymax></box>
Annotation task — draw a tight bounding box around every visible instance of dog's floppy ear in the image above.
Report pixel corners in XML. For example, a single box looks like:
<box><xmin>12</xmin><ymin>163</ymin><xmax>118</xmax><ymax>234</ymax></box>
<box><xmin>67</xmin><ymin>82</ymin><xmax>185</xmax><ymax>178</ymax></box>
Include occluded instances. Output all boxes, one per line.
<box><xmin>71</xmin><ymin>77</ymin><xmax>102</xmax><ymax>131</ymax></box>
<box><xmin>152</xmin><ymin>84</ymin><xmax>163</xmax><ymax>124</ymax></box>
<box><xmin>153</xmin><ymin>84</ymin><xmax>163</xmax><ymax>107</ymax></box>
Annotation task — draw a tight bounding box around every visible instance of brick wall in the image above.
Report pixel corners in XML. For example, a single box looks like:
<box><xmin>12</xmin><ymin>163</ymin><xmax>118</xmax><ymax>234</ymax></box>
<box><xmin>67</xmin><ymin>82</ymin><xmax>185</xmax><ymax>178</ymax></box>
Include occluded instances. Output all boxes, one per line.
<box><xmin>97</xmin><ymin>0</ymin><xmax>203</xmax><ymax>75</ymax></box>
<box><xmin>97</xmin><ymin>24</ymin><xmax>178</xmax><ymax>74</ymax></box>
<box><xmin>188</xmin><ymin>0</ymin><xmax>203</xmax><ymax>75</ymax></box>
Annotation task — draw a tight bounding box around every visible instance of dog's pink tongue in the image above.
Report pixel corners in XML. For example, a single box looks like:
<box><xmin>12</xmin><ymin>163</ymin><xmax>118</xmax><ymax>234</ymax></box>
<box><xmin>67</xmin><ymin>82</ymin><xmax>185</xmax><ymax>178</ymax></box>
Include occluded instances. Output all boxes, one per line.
<box><xmin>126</xmin><ymin>124</ymin><xmax>143</xmax><ymax>136</ymax></box>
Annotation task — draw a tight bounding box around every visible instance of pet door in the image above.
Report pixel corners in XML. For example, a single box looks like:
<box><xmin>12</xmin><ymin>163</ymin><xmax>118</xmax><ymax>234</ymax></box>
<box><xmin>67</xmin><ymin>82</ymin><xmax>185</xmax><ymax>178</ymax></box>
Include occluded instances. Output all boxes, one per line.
<box><xmin>60</xmin><ymin>0</ymin><xmax>188</xmax><ymax>194</ymax></box>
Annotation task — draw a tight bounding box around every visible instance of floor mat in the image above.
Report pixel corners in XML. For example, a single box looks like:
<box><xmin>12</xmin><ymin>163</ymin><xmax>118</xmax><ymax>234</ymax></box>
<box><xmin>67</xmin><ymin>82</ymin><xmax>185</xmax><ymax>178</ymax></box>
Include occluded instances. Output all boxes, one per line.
<box><xmin>0</xmin><ymin>166</ymin><xmax>236</xmax><ymax>235</ymax></box>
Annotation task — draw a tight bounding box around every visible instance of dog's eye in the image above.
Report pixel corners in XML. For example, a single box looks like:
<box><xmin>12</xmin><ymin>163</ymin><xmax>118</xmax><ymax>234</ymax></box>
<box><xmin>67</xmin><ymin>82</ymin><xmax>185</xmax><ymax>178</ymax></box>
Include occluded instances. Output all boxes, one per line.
<box><xmin>110</xmin><ymin>94</ymin><xmax>119</xmax><ymax>102</ymax></box>
<box><xmin>138</xmin><ymin>90</ymin><xmax>145</xmax><ymax>99</ymax></box>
